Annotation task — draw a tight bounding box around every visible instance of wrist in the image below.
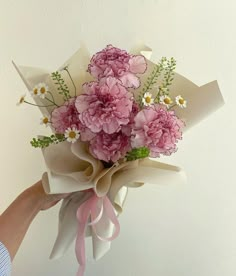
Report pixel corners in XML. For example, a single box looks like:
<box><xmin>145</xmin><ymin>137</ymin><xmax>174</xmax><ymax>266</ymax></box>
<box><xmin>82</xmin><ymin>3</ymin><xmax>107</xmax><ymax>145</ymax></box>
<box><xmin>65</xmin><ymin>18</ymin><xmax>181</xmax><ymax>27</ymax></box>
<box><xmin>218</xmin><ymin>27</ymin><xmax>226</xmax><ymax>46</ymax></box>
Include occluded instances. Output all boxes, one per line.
<box><xmin>23</xmin><ymin>183</ymin><xmax>45</xmax><ymax>212</ymax></box>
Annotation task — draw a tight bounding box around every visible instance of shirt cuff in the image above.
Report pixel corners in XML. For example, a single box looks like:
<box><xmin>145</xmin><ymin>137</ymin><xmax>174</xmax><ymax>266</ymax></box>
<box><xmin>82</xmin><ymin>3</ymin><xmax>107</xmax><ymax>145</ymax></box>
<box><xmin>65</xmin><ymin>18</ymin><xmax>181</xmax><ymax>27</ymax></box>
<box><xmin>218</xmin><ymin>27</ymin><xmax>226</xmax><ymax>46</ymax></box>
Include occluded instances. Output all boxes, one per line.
<box><xmin>0</xmin><ymin>242</ymin><xmax>12</xmax><ymax>276</ymax></box>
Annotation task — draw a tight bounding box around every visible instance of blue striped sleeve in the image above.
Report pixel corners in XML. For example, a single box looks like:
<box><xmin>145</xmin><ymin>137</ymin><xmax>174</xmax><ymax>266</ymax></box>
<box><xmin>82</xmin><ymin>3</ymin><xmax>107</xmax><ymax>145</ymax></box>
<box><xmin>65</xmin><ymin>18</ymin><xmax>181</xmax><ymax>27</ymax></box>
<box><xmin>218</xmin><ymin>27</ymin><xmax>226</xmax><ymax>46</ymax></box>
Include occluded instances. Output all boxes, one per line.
<box><xmin>0</xmin><ymin>242</ymin><xmax>11</xmax><ymax>276</ymax></box>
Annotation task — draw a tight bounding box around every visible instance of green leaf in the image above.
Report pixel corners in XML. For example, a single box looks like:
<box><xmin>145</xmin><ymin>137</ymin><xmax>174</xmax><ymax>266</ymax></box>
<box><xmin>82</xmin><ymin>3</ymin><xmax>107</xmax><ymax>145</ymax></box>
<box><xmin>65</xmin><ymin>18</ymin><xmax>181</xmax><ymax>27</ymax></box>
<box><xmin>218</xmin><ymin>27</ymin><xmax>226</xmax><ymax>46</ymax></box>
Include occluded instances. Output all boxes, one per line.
<box><xmin>30</xmin><ymin>134</ymin><xmax>66</xmax><ymax>148</ymax></box>
<box><xmin>126</xmin><ymin>147</ymin><xmax>150</xmax><ymax>161</ymax></box>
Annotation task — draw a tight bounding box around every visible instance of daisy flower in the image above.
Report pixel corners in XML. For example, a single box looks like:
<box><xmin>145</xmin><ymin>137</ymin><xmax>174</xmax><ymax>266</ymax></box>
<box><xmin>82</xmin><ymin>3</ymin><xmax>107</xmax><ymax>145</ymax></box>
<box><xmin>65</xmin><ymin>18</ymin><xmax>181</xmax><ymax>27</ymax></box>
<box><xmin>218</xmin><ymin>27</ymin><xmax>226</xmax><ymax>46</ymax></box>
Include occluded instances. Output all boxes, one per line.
<box><xmin>175</xmin><ymin>95</ymin><xmax>187</xmax><ymax>108</ymax></box>
<box><xmin>40</xmin><ymin>116</ymin><xmax>50</xmax><ymax>127</ymax></box>
<box><xmin>64</xmin><ymin>127</ymin><xmax>80</xmax><ymax>143</ymax></box>
<box><xmin>17</xmin><ymin>94</ymin><xmax>26</xmax><ymax>106</ymax></box>
<box><xmin>38</xmin><ymin>83</ymin><xmax>49</xmax><ymax>99</ymax></box>
<box><xmin>142</xmin><ymin>92</ymin><xmax>154</xmax><ymax>106</ymax></box>
<box><xmin>159</xmin><ymin>95</ymin><xmax>173</xmax><ymax>108</ymax></box>
<box><xmin>30</xmin><ymin>85</ymin><xmax>40</xmax><ymax>97</ymax></box>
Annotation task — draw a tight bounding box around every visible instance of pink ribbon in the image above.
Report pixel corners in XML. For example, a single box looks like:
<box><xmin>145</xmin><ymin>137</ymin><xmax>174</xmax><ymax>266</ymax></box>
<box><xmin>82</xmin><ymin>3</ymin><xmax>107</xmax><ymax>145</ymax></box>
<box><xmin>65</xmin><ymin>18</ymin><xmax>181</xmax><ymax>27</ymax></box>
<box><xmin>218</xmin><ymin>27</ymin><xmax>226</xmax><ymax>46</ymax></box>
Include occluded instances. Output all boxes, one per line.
<box><xmin>76</xmin><ymin>191</ymin><xmax>120</xmax><ymax>276</ymax></box>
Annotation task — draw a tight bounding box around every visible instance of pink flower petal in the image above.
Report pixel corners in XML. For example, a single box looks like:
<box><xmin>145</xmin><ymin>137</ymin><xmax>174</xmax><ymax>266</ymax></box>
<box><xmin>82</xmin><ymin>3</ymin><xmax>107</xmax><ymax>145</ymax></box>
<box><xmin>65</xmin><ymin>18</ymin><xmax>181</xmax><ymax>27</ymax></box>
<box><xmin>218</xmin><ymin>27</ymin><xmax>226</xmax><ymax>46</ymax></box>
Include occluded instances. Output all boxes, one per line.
<box><xmin>75</xmin><ymin>78</ymin><xmax>134</xmax><ymax>135</ymax></box>
<box><xmin>129</xmin><ymin>55</ymin><xmax>147</xmax><ymax>74</ymax></box>
<box><xmin>131</xmin><ymin>105</ymin><xmax>184</xmax><ymax>157</ymax></box>
<box><xmin>119</xmin><ymin>73</ymin><xmax>140</xmax><ymax>88</ymax></box>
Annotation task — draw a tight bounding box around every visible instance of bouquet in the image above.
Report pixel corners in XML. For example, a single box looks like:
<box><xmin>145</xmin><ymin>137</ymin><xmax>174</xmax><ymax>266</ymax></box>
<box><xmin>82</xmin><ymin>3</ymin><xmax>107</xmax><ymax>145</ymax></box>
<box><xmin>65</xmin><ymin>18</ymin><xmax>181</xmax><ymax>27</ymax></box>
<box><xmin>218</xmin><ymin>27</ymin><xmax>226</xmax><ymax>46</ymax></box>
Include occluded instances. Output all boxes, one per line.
<box><xmin>14</xmin><ymin>44</ymin><xmax>224</xmax><ymax>276</ymax></box>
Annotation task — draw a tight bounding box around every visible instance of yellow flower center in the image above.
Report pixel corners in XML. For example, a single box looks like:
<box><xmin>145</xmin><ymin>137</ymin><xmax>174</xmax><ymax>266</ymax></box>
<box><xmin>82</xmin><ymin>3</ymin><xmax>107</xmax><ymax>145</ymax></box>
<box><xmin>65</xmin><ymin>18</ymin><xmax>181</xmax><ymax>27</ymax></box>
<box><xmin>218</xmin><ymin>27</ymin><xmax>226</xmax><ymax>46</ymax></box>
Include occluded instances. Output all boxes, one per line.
<box><xmin>40</xmin><ymin>87</ymin><xmax>46</xmax><ymax>94</ymax></box>
<box><xmin>69</xmin><ymin>131</ymin><xmax>76</xmax><ymax>139</ymax></box>
<box><xmin>145</xmin><ymin>96</ymin><xmax>151</xmax><ymax>103</ymax></box>
<box><xmin>164</xmin><ymin>98</ymin><xmax>171</xmax><ymax>104</ymax></box>
<box><xmin>33</xmin><ymin>88</ymin><xmax>38</xmax><ymax>95</ymax></box>
<box><xmin>178</xmin><ymin>98</ymin><xmax>185</xmax><ymax>105</ymax></box>
<box><xmin>43</xmin><ymin>117</ymin><xmax>48</xmax><ymax>124</ymax></box>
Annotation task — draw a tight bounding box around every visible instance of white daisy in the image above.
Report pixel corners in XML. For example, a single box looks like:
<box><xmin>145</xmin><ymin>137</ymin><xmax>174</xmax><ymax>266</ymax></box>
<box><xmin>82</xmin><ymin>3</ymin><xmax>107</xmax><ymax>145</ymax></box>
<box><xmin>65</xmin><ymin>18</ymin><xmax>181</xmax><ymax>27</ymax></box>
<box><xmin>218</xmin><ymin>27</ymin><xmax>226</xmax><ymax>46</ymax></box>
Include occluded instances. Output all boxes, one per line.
<box><xmin>30</xmin><ymin>85</ymin><xmax>40</xmax><ymax>97</ymax></box>
<box><xmin>175</xmin><ymin>95</ymin><xmax>187</xmax><ymax>108</ymax></box>
<box><xmin>142</xmin><ymin>92</ymin><xmax>154</xmax><ymax>106</ymax></box>
<box><xmin>159</xmin><ymin>95</ymin><xmax>173</xmax><ymax>107</ymax></box>
<box><xmin>64</xmin><ymin>127</ymin><xmax>80</xmax><ymax>143</ymax></box>
<box><xmin>40</xmin><ymin>116</ymin><xmax>50</xmax><ymax>127</ymax></box>
<box><xmin>38</xmin><ymin>83</ymin><xmax>49</xmax><ymax>99</ymax></box>
<box><xmin>16</xmin><ymin>94</ymin><xmax>26</xmax><ymax>106</ymax></box>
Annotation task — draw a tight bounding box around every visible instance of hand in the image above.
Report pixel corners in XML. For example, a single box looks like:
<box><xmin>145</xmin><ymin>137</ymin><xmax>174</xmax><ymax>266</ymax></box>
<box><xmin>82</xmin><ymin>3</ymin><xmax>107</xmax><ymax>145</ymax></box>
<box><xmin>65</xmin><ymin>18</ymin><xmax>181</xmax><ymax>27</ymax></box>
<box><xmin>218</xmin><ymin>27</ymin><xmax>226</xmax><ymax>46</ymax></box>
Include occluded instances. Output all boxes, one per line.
<box><xmin>0</xmin><ymin>180</ymin><xmax>70</xmax><ymax>260</ymax></box>
<box><xmin>28</xmin><ymin>180</ymin><xmax>70</xmax><ymax>211</ymax></box>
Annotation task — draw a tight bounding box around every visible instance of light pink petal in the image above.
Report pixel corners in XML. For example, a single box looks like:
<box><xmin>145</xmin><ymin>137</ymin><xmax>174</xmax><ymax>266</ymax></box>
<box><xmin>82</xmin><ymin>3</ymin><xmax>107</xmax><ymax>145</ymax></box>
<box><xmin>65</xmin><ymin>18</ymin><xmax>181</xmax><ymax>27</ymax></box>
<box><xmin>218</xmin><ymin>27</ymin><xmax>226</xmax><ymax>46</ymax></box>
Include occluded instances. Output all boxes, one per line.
<box><xmin>105</xmin><ymin>76</ymin><xmax>119</xmax><ymax>90</ymax></box>
<box><xmin>80</xmin><ymin>128</ymin><xmax>96</xmax><ymax>142</ymax></box>
<box><xmin>75</xmin><ymin>95</ymin><xmax>89</xmax><ymax>113</ymax></box>
<box><xmin>89</xmin><ymin>65</ymin><xmax>102</xmax><ymax>78</ymax></box>
<box><xmin>134</xmin><ymin>108</ymin><xmax>156</xmax><ymax>128</ymax></box>
<box><xmin>129</xmin><ymin>55</ymin><xmax>147</xmax><ymax>74</ymax></box>
<box><xmin>119</xmin><ymin>73</ymin><xmax>140</xmax><ymax>88</ymax></box>
<box><xmin>103</xmin><ymin>119</ymin><xmax>120</xmax><ymax>134</ymax></box>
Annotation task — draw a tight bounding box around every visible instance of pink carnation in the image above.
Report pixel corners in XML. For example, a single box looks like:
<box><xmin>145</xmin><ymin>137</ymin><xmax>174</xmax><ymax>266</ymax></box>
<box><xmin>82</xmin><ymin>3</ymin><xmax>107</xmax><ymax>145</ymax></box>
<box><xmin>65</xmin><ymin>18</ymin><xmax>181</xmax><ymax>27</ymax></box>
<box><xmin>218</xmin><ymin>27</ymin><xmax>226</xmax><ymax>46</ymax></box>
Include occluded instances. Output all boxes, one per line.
<box><xmin>88</xmin><ymin>45</ymin><xmax>147</xmax><ymax>88</ymax></box>
<box><xmin>89</xmin><ymin>131</ymin><xmax>131</xmax><ymax>163</ymax></box>
<box><xmin>121</xmin><ymin>101</ymin><xmax>140</xmax><ymax>136</ymax></box>
<box><xmin>51</xmin><ymin>97</ymin><xmax>80</xmax><ymax>133</ymax></box>
<box><xmin>75</xmin><ymin>77</ymin><xmax>133</xmax><ymax>134</ymax></box>
<box><xmin>131</xmin><ymin>105</ymin><xmax>184</xmax><ymax>157</ymax></box>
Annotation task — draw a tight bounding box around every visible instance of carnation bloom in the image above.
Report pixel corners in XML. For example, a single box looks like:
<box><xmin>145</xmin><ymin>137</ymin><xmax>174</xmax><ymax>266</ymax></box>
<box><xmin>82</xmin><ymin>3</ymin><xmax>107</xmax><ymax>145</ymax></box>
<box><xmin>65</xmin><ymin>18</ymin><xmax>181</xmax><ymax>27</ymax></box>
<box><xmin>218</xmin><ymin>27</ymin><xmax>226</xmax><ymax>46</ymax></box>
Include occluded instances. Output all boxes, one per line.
<box><xmin>121</xmin><ymin>101</ymin><xmax>140</xmax><ymax>136</ymax></box>
<box><xmin>88</xmin><ymin>45</ymin><xmax>147</xmax><ymax>88</ymax></box>
<box><xmin>89</xmin><ymin>131</ymin><xmax>131</xmax><ymax>163</ymax></box>
<box><xmin>131</xmin><ymin>105</ymin><xmax>184</xmax><ymax>157</ymax></box>
<box><xmin>51</xmin><ymin>97</ymin><xmax>81</xmax><ymax>133</ymax></box>
<box><xmin>75</xmin><ymin>77</ymin><xmax>133</xmax><ymax>134</ymax></box>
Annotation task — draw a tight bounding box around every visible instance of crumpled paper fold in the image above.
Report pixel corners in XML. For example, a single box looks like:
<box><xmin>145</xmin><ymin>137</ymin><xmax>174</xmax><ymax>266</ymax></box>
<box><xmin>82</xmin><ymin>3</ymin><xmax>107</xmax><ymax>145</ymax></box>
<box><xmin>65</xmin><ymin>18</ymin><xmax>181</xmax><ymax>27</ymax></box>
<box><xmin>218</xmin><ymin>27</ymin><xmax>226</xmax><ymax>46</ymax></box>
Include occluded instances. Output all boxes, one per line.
<box><xmin>13</xmin><ymin>44</ymin><xmax>224</xmax><ymax>261</ymax></box>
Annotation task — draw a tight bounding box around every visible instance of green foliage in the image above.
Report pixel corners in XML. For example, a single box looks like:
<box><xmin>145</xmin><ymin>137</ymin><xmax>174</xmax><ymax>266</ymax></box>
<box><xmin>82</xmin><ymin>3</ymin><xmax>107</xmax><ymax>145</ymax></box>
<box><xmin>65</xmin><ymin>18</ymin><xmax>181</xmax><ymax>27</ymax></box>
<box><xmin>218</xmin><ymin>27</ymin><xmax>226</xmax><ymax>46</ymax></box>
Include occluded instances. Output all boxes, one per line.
<box><xmin>139</xmin><ymin>57</ymin><xmax>177</xmax><ymax>106</ymax></box>
<box><xmin>63</xmin><ymin>67</ymin><xmax>77</xmax><ymax>96</ymax></box>
<box><xmin>156</xmin><ymin>57</ymin><xmax>176</xmax><ymax>101</ymax></box>
<box><xmin>126</xmin><ymin>147</ymin><xmax>150</xmax><ymax>161</ymax></box>
<box><xmin>139</xmin><ymin>57</ymin><xmax>167</xmax><ymax>106</ymax></box>
<box><xmin>30</xmin><ymin>134</ymin><xmax>66</xmax><ymax>148</ymax></box>
<box><xmin>51</xmin><ymin>71</ymin><xmax>71</xmax><ymax>101</ymax></box>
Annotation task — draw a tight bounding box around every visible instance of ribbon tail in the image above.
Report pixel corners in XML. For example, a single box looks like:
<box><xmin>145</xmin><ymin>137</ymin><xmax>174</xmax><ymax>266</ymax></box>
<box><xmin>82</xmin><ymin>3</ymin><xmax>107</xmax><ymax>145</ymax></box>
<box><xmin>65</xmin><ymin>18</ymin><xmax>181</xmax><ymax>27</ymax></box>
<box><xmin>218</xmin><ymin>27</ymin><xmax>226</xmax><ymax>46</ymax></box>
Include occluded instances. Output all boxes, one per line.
<box><xmin>75</xmin><ymin>217</ymin><xmax>87</xmax><ymax>276</ymax></box>
<box><xmin>77</xmin><ymin>266</ymin><xmax>85</xmax><ymax>276</ymax></box>
<box><xmin>91</xmin><ymin>196</ymin><xmax>120</xmax><ymax>260</ymax></box>
<box><xmin>75</xmin><ymin>194</ymin><xmax>98</xmax><ymax>276</ymax></box>
<box><xmin>92</xmin><ymin>196</ymin><xmax>120</xmax><ymax>242</ymax></box>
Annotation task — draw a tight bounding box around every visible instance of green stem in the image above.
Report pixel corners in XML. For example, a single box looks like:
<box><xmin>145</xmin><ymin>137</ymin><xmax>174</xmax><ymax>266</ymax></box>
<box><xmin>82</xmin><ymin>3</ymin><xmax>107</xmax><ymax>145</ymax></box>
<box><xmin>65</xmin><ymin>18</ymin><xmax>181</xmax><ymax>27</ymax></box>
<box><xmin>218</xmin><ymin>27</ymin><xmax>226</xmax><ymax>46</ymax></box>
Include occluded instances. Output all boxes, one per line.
<box><xmin>169</xmin><ymin>103</ymin><xmax>177</xmax><ymax>109</ymax></box>
<box><xmin>45</xmin><ymin>97</ymin><xmax>59</xmax><ymax>107</ymax></box>
<box><xmin>24</xmin><ymin>101</ymin><xmax>55</xmax><ymax>107</ymax></box>
<box><xmin>47</xmin><ymin>91</ymin><xmax>56</xmax><ymax>104</ymax></box>
<box><xmin>64</xmin><ymin>68</ymin><xmax>76</xmax><ymax>97</ymax></box>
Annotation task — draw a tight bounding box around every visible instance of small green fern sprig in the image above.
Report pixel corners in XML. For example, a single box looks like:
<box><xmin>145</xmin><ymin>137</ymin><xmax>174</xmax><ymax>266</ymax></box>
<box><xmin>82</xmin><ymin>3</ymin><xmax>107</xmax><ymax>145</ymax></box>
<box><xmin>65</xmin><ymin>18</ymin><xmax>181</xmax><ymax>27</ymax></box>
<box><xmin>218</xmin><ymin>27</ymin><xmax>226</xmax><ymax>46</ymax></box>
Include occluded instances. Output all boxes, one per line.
<box><xmin>30</xmin><ymin>134</ymin><xmax>66</xmax><ymax>148</ymax></box>
<box><xmin>51</xmin><ymin>71</ymin><xmax>71</xmax><ymax>101</ymax></box>
<box><xmin>138</xmin><ymin>57</ymin><xmax>167</xmax><ymax>107</ymax></box>
<box><xmin>155</xmin><ymin>57</ymin><xmax>176</xmax><ymax>102</ymax></box>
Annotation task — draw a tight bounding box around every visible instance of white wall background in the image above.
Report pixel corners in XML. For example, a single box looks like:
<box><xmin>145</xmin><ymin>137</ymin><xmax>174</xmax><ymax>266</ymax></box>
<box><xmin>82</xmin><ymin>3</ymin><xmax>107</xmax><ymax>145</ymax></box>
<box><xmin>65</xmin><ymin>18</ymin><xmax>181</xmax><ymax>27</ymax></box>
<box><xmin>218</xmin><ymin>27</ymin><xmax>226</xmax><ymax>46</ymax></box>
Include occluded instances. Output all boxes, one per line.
<box><xmin>0</xmin><ymin>0</ymin><xmax>235</xmax><ymax>275</ymax></box>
